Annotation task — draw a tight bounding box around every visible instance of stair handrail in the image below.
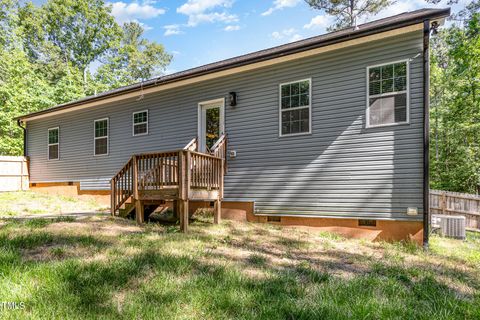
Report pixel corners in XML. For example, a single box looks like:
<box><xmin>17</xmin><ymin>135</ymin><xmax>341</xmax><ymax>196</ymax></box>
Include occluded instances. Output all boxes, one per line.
<box><xmin>210</xmin><ymin>134</ymin><xmax>227</xmax><ymax>159</ymax></box>
<box><xmin>209</xmin><ymin>134</ymin><xmax>227</xmax><ymax>174</ymax></box>
<box><xmin>111</xmin><ymin>156</ymin><xmax>135</xmax><ymax>215</ymax></box>
<box><xmin>184</xmin><ymin>137</ymin><xmax>198</xmax><ymax>152</ymax></box>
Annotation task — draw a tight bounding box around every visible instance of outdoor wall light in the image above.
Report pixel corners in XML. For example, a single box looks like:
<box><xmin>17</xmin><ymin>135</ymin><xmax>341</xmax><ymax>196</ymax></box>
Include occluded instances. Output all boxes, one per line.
<box><xmin>229</xmin><ymin>92</ymin><xmax>237</xmax><ymax>107</ymax></box>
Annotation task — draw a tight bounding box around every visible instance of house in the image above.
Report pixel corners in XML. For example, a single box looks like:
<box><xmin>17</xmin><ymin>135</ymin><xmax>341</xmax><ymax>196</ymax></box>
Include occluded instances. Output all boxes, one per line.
<box><xmin>15</xmin><ymin>8</ymin><xmax>450</xmax><ymax>245</ymax></box>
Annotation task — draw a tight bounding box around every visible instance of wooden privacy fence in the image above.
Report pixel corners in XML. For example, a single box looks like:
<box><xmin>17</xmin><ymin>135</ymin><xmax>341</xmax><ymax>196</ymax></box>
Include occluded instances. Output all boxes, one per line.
<box><xmin>0</xmin><ymin>156</ymin><xmax>29</xmax><ymax>192</ymax></box>
<box><xmin>430</xmin><ymin>190</ymin><xmax>480</xmax><ymax>231</ymax></box>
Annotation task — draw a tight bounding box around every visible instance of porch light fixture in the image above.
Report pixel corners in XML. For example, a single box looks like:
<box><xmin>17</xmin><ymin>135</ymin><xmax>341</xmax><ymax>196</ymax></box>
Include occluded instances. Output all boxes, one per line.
<box><xmin>229</xmin><ymin>92</ymin><xmax>237</xmax><ymax>107</ymax></box>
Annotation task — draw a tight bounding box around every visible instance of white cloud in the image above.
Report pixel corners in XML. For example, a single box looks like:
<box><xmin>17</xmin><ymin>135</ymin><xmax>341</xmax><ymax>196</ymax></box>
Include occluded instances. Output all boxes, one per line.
<box><xmin>271</xmin><ymin>31</ymin><xmax>282</xmax><ymax>39</ymax></box>
<box><xmin>271</xmin><ymin>28</ymin><xmax>302</xmax><ymax>42</ymax></box>
<box><xmin>224</xmin><ymin>25</ymin><xmax>240</xmax><ymax>31</ymax></box>
<box><xmin>164</xmin><ymin>24</ymin><xmax>183</xmax><ymax>36</ymax></box>
<box><xmin>163</xmin><ymin>68</ymin><xmax>178</xmax><ymax>75</ymax></box>
<box><xmin>262</xmin><ymin>0</ymin><xmax>301</xmax><ymax>16</ymax></box>
<box><xmin>177</xmin><ymin>0</ymin><xmax>237</xmax><ymax>26</ymax></box>
<box><xmin>304</xmin><ymin>15</ymin><xmax>331</xmax><ymax>29</ymax></box>
<box><xmin>187</xmin><ymin>12</ymin><xmax>238</xmax><ymax>26</ymax></box>
<box><xmin>290</xmin><ymin>34</ymin><xmax>303</xmax><ymax>42</ymax></box>
<box><xmin>371</xmin><ymin>0</ymin><xmax>424</xmax><ymax>21</ymax></box>
<box><xmin>138</xmin><ymin>22</ymin><xmax>153</xmax><ymax>31</ymax></box>
<box><xmin>109</xmin><ymin>1</ymin><xmax>165</xmax><ymax>24</ymax></box>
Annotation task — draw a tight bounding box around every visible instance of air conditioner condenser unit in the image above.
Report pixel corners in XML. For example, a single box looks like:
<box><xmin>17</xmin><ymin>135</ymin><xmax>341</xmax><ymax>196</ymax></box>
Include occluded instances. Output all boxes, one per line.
<box><xmin>431</xmin><ymin>214</ymin><xmax>466</xmax><ymax>240</ymax></box>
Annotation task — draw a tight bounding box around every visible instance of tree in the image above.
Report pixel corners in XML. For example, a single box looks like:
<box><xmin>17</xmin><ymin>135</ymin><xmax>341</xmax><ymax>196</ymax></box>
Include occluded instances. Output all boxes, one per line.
<box><xmin>21</xmin><ymin>0</ymin><xmax>122</xmax><ymax>89</ymax></box>
<box><xmin>95</xmin><ymin>22</ymin><xmax>172</xmax><ymax>90</ymax></box>
<box><xmin>430</xmin><ymin>6</ymin><xmax>480</xmax><ymax>193</ymax></box>
<box><xmin>0</xmin><ymin>0</ymin><xmax>171</xmax><ymax>155</ymax></box>
<box><xmin>0</xmin><ymin>3</ymin><xmax>54</xmax><ymax>155</ymax></box>
<box><xmin>304</xmin><ymin>0</ymin><xmax>394</xmax><ymax>30</ymax></box>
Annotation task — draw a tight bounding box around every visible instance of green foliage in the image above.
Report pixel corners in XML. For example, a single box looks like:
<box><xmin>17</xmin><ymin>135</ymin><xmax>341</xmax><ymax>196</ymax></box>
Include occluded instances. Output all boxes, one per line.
<box><xmin>305</xmin><ymin>0</ymin><xmax>394</xmax><ymax>31</ymax></box>
<box><xmin>430</xmin><ymin>9</ymin><xmax>480</xmax><ymax>193</ymax></box>
<box><xmin>95</xmin><ymin>21</ymin><xmax>172</xmax><ymax>91</ymax></box>
<box><xmin>0</xmin><ymin>0</ymin><xmax>171</xmax><ymax>156</ymax></box>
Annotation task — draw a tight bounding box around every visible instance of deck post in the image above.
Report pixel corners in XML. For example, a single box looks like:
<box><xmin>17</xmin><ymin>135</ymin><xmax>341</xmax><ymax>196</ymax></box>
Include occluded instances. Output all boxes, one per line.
<box><xmin>110</xmin><ymin>179</ymin><xmax>115</xmax><ymax>216</ymax></box>
<box><xmin>179</xmin><ymin>200</ymin><xmax>189</xmax><ymax>232</ymax></box>
<box><xmin>133</xmin><ymin>155</ymin><xmax>139</xmax><ymax>200</ymax></box>
<box><xmin>214</xmin><ymin>199</ymin><xmax>221</xmax><ymax>224</ymax></box>
<box><xmin>135</xmin><ymin>199</ymin><xmax>144</xmax><ymax>224</ymax></box>
<box><xmin>132</xmin><ymin>155</ymin><xmax>144</xmax><ymax>224</ymax></box>
<box><xmin>185</xmin><ymin>151</ymin><xmax>191</xmax><ymax>200</ymax></box>
<box><xmin>220</xmin><ymin>158</ymin><xmax>224</xmax><ymax>199</ymax></box>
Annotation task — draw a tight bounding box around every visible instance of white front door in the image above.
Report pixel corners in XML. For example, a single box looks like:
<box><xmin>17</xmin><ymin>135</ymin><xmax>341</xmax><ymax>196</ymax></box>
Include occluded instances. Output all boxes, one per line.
<box><xmin>198</xmin><ymin>99</ymin><xmax>225</xmax><ymax>153</ymax></box>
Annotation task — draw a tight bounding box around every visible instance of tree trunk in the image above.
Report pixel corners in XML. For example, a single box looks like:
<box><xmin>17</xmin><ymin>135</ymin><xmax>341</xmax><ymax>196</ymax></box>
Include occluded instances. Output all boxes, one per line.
<box><xmin>350</xmin><ymin>0</ymin><xmax>355</xmax><ymax>27</ymax></box>
<box><xmin>83</xmin><ymin>67</ymin><xmax>88</xmax><ymax>91</ymax></box>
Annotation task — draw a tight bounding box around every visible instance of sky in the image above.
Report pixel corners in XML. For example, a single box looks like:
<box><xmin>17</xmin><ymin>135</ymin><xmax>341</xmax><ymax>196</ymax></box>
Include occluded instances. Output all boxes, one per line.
<box><xmin>34</xmin><ymin>0</ymin><xmax>470</xmax><ymax>75</ymax></box>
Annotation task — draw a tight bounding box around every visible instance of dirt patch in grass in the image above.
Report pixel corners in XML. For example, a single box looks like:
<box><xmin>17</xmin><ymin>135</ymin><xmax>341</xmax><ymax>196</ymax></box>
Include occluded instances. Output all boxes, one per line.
<box><xmin>0</xmin><ymin>191</ymin><xmax>108</xmax><ymax>217</ymax></box>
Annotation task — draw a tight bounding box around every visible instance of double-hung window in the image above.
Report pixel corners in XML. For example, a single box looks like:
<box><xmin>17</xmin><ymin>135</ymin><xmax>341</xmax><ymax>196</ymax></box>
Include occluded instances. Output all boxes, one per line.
<box><xmin>367</xmin><ymin>61</ymin><xmax>409</xmax><ymax>127</ymax></box>
<box><xmin>94</xmin><ymin>118</ymin><xmax>109</xmax><ymax>156</ymax></box>
<box><xmin>280</xmin><ymin>79</ymin><xmax>311</xmax><ymax>136</ymax></box>
<box><xmin>133</xmin><ymin>110</ymin><xmax>148</xmax><ymax>136</ymax></box>
<box><xmin>48</xmin><ymin>127</ymin><xmax>59</xmax><ymax>160</ymax></box>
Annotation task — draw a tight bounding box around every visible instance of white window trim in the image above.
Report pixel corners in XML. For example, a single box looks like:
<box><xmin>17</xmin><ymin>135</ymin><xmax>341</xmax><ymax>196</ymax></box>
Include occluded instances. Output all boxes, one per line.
<box><xmin>197</xmin><ymin>98</ymin><xmax>225</xmax><ymax>153</ymax></box>
<box><xmin>94</xmin><ymin>118</ymin><xmax>109</xmax><ymax>156</ymax></box>
<box><xmin>132</xmin><ymin>110</ymin><xmax>149</xmax><ymax>136</ymax></box>
<box><xmin>278</xmin><ymin>78</ymin><xmax>312</xmax><ymax>137</ymax></box>
<box><xmin>47</xmin><ymin>127</ymin><xmax>59</xmax><ymax>160</ymax></box>
<box><xmin>366</xmin><ymin>59</ymin><xmax>410</xmax><ymax>129</ymax></box>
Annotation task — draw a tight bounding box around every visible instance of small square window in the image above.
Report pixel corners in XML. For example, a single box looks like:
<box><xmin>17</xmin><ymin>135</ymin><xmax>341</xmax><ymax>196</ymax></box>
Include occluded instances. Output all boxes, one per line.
<box><xmin>133</xmin><ymin>110</ymin><xmax>148</xmax><ymax>136</ymax></box>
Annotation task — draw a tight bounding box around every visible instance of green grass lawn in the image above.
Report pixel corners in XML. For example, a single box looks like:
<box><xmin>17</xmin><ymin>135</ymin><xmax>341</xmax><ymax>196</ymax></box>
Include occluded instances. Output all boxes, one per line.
<box><xmin>0</xmin><ymin>215</ymin><xmax>479</xmax><ymax>319</ymax></box>
<box><xmin>0</xmin><ymin>191</ymin><xmax>107</xmax><ymax>217</ymax></box>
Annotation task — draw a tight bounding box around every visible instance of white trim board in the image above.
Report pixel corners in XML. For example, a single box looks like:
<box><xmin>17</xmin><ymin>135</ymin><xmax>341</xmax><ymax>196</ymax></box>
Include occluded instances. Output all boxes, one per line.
<box><xmin>197</xmin><ymin>98</ymin><xmax>225</xmax><ymax>153</ymax></box>
<box><xmin>22</xmin><ymin>24</ymin><xmax>424</xmax><ymax>122</ymax></box>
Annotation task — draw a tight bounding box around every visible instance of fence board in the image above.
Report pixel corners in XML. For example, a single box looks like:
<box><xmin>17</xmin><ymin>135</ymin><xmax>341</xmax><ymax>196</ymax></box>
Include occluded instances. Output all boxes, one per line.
<box><xmin>430</xmin><ymin>189</ymin><xmax>480</xmax><ymax>231</ymax></box>
<box><xmin>0</xmin><ymin>156</ymin><xmax>29</xmax><ymax>192</ymax></box>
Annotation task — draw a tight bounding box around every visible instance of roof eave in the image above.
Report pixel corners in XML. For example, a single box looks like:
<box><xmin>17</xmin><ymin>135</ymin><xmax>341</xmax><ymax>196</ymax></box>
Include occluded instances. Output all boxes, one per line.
<box><xmin>16</xmin><ymin>8</ymin><xmax>450</xmax><ymax>122</ymax></box>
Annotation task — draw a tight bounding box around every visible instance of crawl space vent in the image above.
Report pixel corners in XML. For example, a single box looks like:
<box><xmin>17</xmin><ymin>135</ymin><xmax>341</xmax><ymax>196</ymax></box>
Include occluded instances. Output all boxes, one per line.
<box><xmin>267</xmin><ymin>216</ymin><xmax>281</xmax><ymax>223</ymax></box>
<box><xmin>359</xmin><ymin>219</ymin><xmax>377</xmax><ymax>227</ymax></box>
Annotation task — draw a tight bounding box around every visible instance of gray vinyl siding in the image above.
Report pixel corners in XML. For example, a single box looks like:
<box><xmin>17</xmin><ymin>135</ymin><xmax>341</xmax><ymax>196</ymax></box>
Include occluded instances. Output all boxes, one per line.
<box><xmin>26</xmin><ymin>30</ymin><xmax>425</xmax><ymax>221</ymax></box>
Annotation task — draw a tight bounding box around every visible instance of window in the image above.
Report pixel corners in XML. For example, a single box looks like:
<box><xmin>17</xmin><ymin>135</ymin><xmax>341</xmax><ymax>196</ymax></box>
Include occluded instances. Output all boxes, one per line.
<box><xmin>367</xmin><ymin>61</ymin><xmax>409</xmax><ymax>127</ymax></box>
<box><xmin>94</xmin><ymin>118</ymin><xmax>108</xmax><ymax>155</ymax></box>
<box><xmin>133</xmin><ymin>110</ymin><xmax>148</xmax><ymax>136</ymax></box>
<box><xmin>48</xmin><ymin>127</ymin><xmax>59</xmax><ymax>160</ymax></box>
<box><xmin>280</xmin><ymin>79</ymin><xmax>311</xmax><ymax>136</ymax></box>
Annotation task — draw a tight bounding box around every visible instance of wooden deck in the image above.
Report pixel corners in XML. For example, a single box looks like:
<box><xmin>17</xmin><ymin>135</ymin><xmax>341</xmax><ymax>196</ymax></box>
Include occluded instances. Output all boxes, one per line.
<box><xmin>111</xmin><ymin>136</ymin><xmax>226</xmax><ymax>232</ymax></box>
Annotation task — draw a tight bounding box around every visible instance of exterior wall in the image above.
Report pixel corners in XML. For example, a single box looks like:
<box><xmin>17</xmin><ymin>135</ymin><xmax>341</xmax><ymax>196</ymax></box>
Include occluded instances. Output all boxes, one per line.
<box><xmin>26</xmin><ymin>30</ymin><xmax>424</xmax><ymax>222</ymax></box>
<box><xmin>30</xmin><ymin>182</ymin><xmax>111</xmax><ymax>206</ymax></box>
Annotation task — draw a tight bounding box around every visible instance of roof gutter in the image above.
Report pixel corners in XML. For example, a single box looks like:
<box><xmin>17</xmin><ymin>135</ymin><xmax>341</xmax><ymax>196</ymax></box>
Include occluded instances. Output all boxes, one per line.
<box><xmin>16</xmin><ymin>119</ymin><xmax>27</xmax><ymax>157</ymax></box>
<box><xmin>15</xmin><ymin>9</ymin><xmax>450</xmax><ymax>122</ymax></box>
<box><xmin>423</xmin><ymin>20</ymin><xmax>431</xmax><ymax>250</ymax></box>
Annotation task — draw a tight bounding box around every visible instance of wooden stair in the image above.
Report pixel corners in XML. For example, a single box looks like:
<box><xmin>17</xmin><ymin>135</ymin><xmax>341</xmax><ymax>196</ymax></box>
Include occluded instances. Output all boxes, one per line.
<box><xmin>118</xmin><ymin>201</ymin><xmax>135</xmax><ymax>218</ymax></box>
<box><xmin>110</xmin><ymin>136</ymin><xmax>227</xmax><ymax>232</ymax></box>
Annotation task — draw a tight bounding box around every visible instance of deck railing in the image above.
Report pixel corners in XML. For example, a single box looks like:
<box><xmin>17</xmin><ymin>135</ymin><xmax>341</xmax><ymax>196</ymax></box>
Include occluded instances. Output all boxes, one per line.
<box><xmin>190</xmin><ymin>151</ymin><xmax>223</xmax><ymax>190</ymax></box>
<box><xmin>137</xmin><ymin>152</ymin><xmax>179</xmax><ymax>191</ymax></box>
<box><xmin>111</xmin><ymin>140</ymin><xmax>225</xmax><ymax>216</ymax></box>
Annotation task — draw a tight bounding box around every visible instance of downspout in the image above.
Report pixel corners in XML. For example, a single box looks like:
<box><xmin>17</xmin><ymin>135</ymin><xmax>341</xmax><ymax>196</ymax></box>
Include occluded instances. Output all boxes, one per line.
<box><xmin>17</xmin><ymin>119</ymin><xmax>26</xmax><ymax>157</ymax></box>
<box><xmin>423</xmin><ymin>20</ymin><xmax>431</xmax><ymax>249</ymax></box>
